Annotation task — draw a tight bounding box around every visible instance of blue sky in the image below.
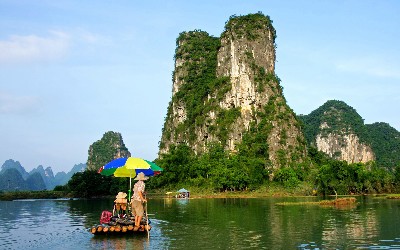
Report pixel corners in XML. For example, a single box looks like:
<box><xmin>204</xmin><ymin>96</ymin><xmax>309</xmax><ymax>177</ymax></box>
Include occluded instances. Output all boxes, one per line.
<box><xmin>1</xmin><ymin>1</ymin><xmax>399</xmax><ymax>173</ymax></box>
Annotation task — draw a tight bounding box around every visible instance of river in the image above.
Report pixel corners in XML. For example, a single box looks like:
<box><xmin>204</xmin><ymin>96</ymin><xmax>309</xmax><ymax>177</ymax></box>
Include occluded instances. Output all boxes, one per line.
<box><xmin>0</xmin><ymin>196</ymin><xmax>399</xmax><ymax>249</ymax></box>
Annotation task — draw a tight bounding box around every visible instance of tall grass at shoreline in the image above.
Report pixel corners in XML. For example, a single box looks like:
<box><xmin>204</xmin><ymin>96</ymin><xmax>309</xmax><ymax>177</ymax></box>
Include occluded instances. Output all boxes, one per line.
<box><xmin>0</xmin><ymin>190</ymin><xmax>70</xmax><ymax>201</ymax></box>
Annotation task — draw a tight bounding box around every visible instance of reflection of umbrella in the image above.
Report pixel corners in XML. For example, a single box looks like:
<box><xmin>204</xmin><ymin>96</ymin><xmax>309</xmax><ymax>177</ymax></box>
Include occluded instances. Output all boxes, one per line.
<box><xmin>99</xmin><ymin>157</ymin><xmax>163</xmax><ymax>200</ymax></box>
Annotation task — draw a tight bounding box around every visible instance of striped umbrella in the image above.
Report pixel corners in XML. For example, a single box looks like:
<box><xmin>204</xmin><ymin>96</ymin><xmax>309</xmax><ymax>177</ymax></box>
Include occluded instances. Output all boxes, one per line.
<box><xmin>99</xmin><ymin>157</ymin><xmax>163</xmax><ymax>200</ymax></box>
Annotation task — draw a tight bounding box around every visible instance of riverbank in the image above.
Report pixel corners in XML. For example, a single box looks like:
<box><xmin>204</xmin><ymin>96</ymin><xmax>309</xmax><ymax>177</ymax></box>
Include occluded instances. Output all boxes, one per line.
<box><xmin>0</xmin><ymin>190</ymin><xmax>71</xmax><ymax>201</ymax></box>
<box><xmin>150</xmin><ymin>183</ymin><xmax>315</xmax><ymax>199</ymax></box>
<box><xmin>2</xmin><ymin>188</ymin><xmax>400</xmax><ymax>201</ymax></box>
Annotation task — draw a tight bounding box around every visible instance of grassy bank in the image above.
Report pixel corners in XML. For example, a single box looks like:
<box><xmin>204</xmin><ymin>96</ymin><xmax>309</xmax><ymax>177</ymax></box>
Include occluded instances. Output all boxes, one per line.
<box><xmin>148</xmin><ymin>183</ymin><xmax>316</xmax><ymax>199</ymax></box>
<box><xmin>2</xmin><ymin>186</ymin><xmax>399</xmax><ymax>201</ymax></box>
<box><xmin>0</xmin><ymin>190</ymin><xmax>71</xmax><ymax>201</ymax></box>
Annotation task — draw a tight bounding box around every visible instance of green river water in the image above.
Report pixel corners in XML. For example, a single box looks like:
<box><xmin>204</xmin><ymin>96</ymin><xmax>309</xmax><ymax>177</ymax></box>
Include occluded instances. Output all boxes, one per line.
<box><xmin>0</xmin><ymin>196</ymin><xmax>399</xmax><ymax>249</ymax></box>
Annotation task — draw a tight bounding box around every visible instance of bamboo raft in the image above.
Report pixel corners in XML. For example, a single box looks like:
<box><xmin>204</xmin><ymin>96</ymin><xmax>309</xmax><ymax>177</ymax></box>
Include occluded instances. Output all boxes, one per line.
<box><xmin>91</xmin><ymin>193</ymin><xmax>152</xmax><ymax>235</ymax></box>
<box><xmin>90</xmin><ymin>214</ymin><xmax>151</xmax><ymax>235</ymax></box>
<box><xmin>90</xmin><ymin>223</ymin><xmax>151</xmax><ymax>235</ymax></box>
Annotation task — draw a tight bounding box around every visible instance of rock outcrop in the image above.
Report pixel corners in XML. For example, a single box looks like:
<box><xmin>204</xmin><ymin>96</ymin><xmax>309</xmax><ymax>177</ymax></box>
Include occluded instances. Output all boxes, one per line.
<box><xmin>86</xmin><ymin>131</ymin><xmax>131</xmax><ymax>171</ymax></box>
<box><xmin>316</xmin><ymin>131</ymin><xmax>374</xmax><ymax>163</ymax></box>
<box><xmin>159</xmin><ymin>13</ymin><xmax>308</xmax><ymax>169</ymax></box>
<box><xmin>299</xmin><ymin>100</ymin><xmax>375</xmax><ymax>164</ymax></box>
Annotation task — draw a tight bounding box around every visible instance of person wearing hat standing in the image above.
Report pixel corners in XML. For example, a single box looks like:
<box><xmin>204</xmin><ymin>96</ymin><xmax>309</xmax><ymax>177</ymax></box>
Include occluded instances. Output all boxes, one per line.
<box><xmin>131</xmin><ymin>172</ymin><xmax>148</xmax><ymax>231</ymax></box>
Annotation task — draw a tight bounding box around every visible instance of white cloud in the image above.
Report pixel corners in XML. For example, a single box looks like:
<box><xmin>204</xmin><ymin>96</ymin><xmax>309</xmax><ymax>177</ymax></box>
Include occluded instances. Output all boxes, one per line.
<box><xmin>0</xmin><ymin>31</ymin><xmax>70</xmax><ymax>64</ymax></box>
<box><xmin>335</xmin><ymin>57</ymin><xmax>400</xmax><ymax>79</ymax></box>
<box><xmin>0</xmin><ymin>92</ymin><xmax>40</xmax><ymax>115</ymax></box>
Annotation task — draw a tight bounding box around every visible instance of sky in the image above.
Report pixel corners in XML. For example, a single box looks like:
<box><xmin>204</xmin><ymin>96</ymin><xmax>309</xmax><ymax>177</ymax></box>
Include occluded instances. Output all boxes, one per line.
<box><xmin>1</xmin><ymin>1</ymin><xmax>399</xmax><ymax>173</ymax></box>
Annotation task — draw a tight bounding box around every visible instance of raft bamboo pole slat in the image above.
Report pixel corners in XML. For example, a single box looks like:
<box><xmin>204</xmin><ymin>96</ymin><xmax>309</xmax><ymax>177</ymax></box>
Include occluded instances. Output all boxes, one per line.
<box><xmin>91</xmin><ymin>222</ymin><xmax>152</xmax><ymax>235</ymax></box>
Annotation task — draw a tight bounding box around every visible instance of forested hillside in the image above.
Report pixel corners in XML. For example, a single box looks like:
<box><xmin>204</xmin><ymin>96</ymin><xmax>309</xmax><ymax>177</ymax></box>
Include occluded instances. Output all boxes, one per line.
<box><xmin>366</xmin><ymin>122</ymin><xmax>400</xmax><ymax>171</ymax></box>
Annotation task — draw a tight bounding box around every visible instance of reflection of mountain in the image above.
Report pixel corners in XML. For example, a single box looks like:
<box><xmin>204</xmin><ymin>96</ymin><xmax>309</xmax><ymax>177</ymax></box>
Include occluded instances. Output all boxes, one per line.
<box><xmin>320</xmin><ymin>207</ymin><xmax>378</xmax><ymax>248</ymax></box>
<box><xmin>0</xmin><ymin>159</ymin><xmax>86</xmax><ymax>191</ymax></box>
<box><xmin>0</xmin><ymin>197</ymin><xmax>398</xmax><ymax>249</ymax></box>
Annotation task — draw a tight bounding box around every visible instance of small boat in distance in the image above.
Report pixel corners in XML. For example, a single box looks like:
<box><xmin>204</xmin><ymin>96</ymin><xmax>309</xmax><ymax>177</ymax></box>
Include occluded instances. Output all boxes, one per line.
<box><xmin>176</xmin><ymin>188</ymin><xmax>190</xmax><ymax>199</ymax></box>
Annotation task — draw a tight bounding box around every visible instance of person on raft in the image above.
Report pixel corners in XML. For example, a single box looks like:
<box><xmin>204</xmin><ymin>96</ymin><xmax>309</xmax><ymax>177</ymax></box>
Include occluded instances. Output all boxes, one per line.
<box><xmin>114</xmin><ymin>192</ymin><xmax>128</xmax><ymax>218</ymax></box>
<box><xmin>131</xmin><ymin>172</ymin><xmax>148</xmax><ymax>231</ymax></box>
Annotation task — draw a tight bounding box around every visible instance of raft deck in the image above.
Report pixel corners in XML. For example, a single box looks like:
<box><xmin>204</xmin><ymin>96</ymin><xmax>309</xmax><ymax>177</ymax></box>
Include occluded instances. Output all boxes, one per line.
<box><xmin>91</xmin><ymin>214</ymin><xmax>151</xmax><ymax>235</ymax></box>
<box><xmin>90</xmin><ymin>223</ymin><xmax>151</xmax><ymax>235</ymax></box>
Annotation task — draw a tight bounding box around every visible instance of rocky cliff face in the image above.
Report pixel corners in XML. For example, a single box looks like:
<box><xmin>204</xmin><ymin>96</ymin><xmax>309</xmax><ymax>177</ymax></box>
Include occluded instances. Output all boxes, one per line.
<box><xmin>316</xmin><ymin>130</ymin><xmax>374</xmax><ymax>163</ymax></box>
<box><xmin>159</xmin><ymin>13</ymin><xmax>307</xmax><ymax>169</ymax></box>
<box><xmin>299</xmin><ymin>100</ymin><xmax>375</xmax><ymax>164</ymax></box>
<box><xmin>86</xmin><ymin>131</ymin><xmax>131</xmax><ymax>171</ymax></box>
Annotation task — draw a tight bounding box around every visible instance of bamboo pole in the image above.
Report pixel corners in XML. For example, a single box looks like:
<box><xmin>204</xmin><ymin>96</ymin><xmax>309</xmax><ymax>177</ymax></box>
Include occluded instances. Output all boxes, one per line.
<box><xmin>145</xmin><ymin>197</ymin><xmax>149</xmax><ymax>238</ymax></box>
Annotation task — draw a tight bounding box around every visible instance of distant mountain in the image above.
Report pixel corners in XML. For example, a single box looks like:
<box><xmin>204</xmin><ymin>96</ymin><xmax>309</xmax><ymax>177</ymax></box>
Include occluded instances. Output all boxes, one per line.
<box><xmin>0</xmin><ymin>159</ymin><xmax>29</xmax><ymax>180</ymax></box>
<box><xmin>26</xmin><ymin>172</ymin><xmax>47</xmax><ymax>191</ymax></box>
<box><xmin>0</xmin><ymin>168</ymin><xmax>28</xmax><ymax>191</ymax></box>
<box><xmin>29</xmin><ymin>165</ymin><xmax>57</xmax><ymax>190</ymax></box>
<box><xmin>0</xmin><ymin>160</ymin><xmax>86</xmax><ymax>191</ymax></box>
<box><xmin>54</xmin><ymin>163</ymin><xmax>86</xmax><ymax>186</ymax></box>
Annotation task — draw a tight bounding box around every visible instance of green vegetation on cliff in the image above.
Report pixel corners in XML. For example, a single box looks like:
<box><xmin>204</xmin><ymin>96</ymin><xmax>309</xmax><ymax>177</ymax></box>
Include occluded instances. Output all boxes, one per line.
<box><xmin>366</xmin><ymin>122</ymin><xmax>400</xmax><ymax>171</ymax></box>
<box><xmin>299</xmin><ymin>100</ymin><xmax>400</xmax><ymax>170</ymax></box>
<box><xmin>164</xmin><ymin>30</ymin><xmax>238</xmax><ymax>145</ymax></box>
<box><xmin>298</xmin><ymin>100</ymin><xmax>368</xmax><ymax>146</ymax></box>
<box><xmin>152</xmin><ymin>143</ymin><xmax>269</xmax><ymax>191</ymax></box>
<box><xmin>309</xmin><ymin>147</ymin><xmax>398</xmax><ymax>195</ymax></box>
<box><xmin>224</xmin><ymin>12</ymin><xmax>276</xmax><ymax>41</ymax></box>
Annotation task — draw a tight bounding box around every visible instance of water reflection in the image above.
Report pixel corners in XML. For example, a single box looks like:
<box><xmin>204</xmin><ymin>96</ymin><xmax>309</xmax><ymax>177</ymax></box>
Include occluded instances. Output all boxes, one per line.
<box><xmin>90</xmin><ymin>234</ymin><xmax>150</xmax><ymax>250</ymax></box>
<box><xmin>0</xmin><ymin>197</ymin><xmax>399</xmax><ymax>249</ymax></box>
<box><xmin>0</xmin><ymin>199</ymin><xmax>90</xmax><ymax>250</ymax></box>
<box><xmin>299</xmin><ymin>237</ymin><xmax>400</xmax><ymax>250</ymax></box>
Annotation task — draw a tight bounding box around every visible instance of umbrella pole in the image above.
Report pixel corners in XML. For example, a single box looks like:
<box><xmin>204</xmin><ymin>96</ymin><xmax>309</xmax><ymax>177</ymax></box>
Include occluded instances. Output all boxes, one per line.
<box><xmin>128</xmin><ymin>176</ymin><xmax>132</xmax><ymax>216</ymax></box>
<box><xmin>128</xmin><ymin>176</ymin><xmax>132</xmax><ymax>201</ymax></box>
